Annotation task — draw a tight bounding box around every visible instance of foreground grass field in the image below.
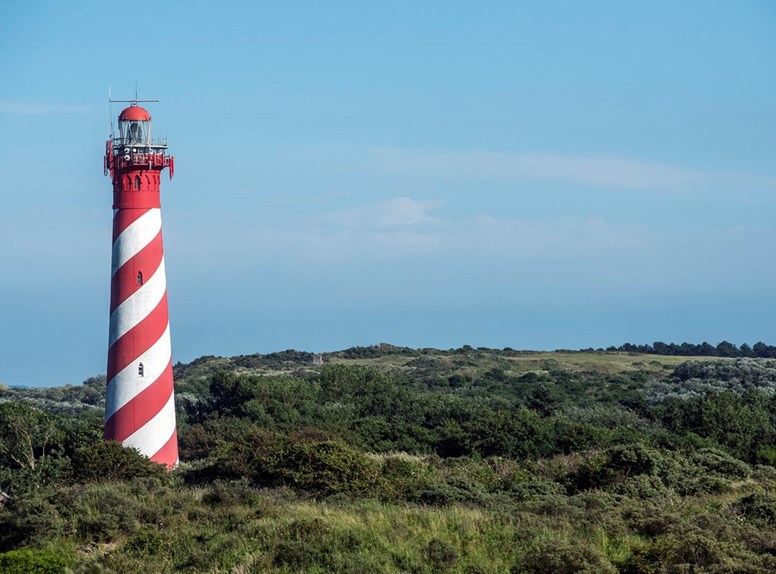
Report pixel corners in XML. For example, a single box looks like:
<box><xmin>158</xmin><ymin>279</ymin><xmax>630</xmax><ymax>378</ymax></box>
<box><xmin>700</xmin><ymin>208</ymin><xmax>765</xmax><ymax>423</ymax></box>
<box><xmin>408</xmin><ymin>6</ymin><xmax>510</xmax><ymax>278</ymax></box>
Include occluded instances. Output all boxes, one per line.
<box><xmin>4</xmin><ymin>450</ymin><xmax>776</xmax><ymax>573</ymax></box>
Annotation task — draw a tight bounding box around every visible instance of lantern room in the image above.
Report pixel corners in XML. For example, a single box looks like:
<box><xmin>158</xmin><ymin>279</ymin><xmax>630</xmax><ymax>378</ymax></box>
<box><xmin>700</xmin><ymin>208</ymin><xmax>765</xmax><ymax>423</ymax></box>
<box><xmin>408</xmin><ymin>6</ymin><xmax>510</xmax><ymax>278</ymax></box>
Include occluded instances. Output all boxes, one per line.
<box><xmin>118</xmin><ymin>104</ymin><xmax>152</xmax><ymax>146</ymax></box>
<box><xmin>105</xmin><ymin>100</ymin><xmax>174</xmax><ymax>181</ymax></box>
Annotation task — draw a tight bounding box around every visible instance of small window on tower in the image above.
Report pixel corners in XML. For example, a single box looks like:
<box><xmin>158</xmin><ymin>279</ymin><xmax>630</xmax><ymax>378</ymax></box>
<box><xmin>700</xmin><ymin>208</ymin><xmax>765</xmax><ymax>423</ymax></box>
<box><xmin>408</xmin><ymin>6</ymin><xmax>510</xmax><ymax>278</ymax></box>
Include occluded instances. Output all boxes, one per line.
<box><xmin>137</xmin><ymin>271</ymin><xmax>143</xmax><ymax>285</ymax></box>
<box><xmin>138</xmin><ymin>363</ymin><xmax>144</xmax><ymax>377</ymax></box>
<box><xmin>134</xmin><ymin>175</ymin><xmax>141</xmax><ymax>190</ymax></box>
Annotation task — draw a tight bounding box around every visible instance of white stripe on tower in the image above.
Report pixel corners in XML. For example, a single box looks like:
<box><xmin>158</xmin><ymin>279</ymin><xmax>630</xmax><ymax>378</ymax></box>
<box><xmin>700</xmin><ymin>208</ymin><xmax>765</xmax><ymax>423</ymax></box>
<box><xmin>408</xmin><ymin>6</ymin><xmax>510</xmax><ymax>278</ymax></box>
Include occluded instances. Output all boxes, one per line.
<box><xmin>111</xmin><ymin>209</ymin><xmax>162</xmax><ymax>274</ymax></box>
<box><xmin>108</xmin><ymin>261</ymin><xmax>167</xmax><ymax>346</ymax></box>
<box><xmin>123</xmin><ymin>393</ymin><xmax>177</xmax><ymax>455</ymax></box>
<box><xmin>104</xmin><ymin>207</ymin><xmax>178</xmax><ymax>467</ymax></box>
<box><xmin>107</xmin><ymin>324</ymin><xmax>172</xmax><ymax>411</ymax></box>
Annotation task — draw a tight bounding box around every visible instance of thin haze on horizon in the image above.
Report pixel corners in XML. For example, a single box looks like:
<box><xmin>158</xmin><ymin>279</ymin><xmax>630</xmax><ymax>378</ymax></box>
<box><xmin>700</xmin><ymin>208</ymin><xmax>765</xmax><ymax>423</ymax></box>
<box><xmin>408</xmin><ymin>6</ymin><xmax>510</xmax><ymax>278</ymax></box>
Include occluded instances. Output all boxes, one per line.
<box><xmin>1</xmin><ymin>1</ymin><xmax>775</xmax><ymax>386</ymax></box>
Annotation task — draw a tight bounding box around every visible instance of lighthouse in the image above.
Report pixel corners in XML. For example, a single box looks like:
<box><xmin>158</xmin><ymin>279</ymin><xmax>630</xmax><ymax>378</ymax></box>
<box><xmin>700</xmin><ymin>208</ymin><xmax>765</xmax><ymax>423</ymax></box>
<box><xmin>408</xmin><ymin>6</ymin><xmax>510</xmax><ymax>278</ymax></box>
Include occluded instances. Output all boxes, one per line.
<box><xmin>103</xmin><ymin>101</ymin><xmax>178</xmax><ymax>467</ymax></box>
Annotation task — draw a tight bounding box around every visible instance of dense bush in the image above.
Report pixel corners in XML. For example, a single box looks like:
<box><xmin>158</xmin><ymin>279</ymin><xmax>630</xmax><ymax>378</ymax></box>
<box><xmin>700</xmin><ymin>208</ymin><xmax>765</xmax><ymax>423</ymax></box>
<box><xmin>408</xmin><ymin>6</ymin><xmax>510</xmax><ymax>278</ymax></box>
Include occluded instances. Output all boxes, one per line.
<box><xmin>71</xmin><ymin>441</ymin><xmax>168</xmax><ymax>483</ymax></box>
<box><xmin>648</xmin><ymin>359</ymin><xmax>776</xmax><ymax>401</ymax></box>
<box><xmin>515</xmin><ymin>538</ymin><xmax>617</xmax><ymax>574</ymax></box>
<box><xmin>186</xmin><ymin>428</ymin><xmax>380</xmax><ymax>497</ymax></box>
<box><xmin>0</xmin><ymin>548</ymin><xmax>75</xmax><ymax>574</ymax></box>
<box><xmin>735</xmin><ymin>492</ymin><xmax>776</xmax><ymax>524</ymax></box>
<box><xmin>611</xmin><ymin>340</ymin><xmax>776</xmax><ymax>358</ymax></box>
<box><xmin>568</xmin><ymin>443</ymin><xmax>660</xmax><ymax>492</ymax></box>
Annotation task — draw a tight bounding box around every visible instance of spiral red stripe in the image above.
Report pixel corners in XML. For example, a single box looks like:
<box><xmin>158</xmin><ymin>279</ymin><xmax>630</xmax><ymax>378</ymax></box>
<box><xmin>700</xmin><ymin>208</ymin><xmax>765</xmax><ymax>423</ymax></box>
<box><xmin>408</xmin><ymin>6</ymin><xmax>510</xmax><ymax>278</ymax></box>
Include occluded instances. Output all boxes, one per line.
<box><xmin>107</xmin><ymin>292</ymin><xmax>170</xmax><ymax>378</ymax></box>
<box><xmin>112</xmin><ymin>207</ymin><xmax>151</xmax><ymax>242</ymax></box>
<box><xmin>122</xmin><ymin>391</ymin><xmax>176</xmax><ymax>459</ymax></box>
<box><xmin>105</xmin><ymin>206</ymin><xmax>178</xmax><ymax>468</ymax></box>
<box><xmin>110</xmin><ymin>231</ymin><xmax>164</xmax><ymax>313</ymax></box>
<box><xmin>104</xmin><ymin>359</ymin><xmax>174</xmax><ymax>442</ymax></box>
<box><xmin>150</xmin><ymin>428</ymin><xmax>179</xmax><ymax>466</ymax></box>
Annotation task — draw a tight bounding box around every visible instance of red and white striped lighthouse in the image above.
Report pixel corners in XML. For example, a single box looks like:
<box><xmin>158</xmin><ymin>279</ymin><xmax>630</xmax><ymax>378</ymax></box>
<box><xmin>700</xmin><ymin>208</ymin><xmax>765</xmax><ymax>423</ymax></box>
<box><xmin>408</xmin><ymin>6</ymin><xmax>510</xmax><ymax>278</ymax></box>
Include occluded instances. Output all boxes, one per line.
<box><xmin>103</xmin><ymin>101</ymin><xmax>178</xmax><ymax>467</ymax></box>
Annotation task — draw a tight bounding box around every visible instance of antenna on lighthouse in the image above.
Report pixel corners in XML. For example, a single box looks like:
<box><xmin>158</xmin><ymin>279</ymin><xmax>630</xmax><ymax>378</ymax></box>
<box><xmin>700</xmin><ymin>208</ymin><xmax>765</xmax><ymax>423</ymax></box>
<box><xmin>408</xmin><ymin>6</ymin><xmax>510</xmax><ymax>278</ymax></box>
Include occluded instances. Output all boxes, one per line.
<box><xmin>107</xmin><ymin>86</ymin><xmax>113</xmax><ymax>138</ymax></box>
<box><xmin>110</xmin><ymin>99</ymin><xmax>160</xmax><ymax>103</ymax></box>
<box><xmin>110</xmin><ymin>84</ymin><xmax>159</xmax><ymax>107</ymax></box>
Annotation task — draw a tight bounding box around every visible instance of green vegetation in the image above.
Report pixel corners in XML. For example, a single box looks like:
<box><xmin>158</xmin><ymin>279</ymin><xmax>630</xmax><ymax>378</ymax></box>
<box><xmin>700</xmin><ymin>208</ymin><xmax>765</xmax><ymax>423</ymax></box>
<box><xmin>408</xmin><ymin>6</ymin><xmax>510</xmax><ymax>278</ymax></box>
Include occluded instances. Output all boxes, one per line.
<box><xmin>1</xmin><ymin>346</ymin><xmax>776</xmax><ymax>572</ymax></box>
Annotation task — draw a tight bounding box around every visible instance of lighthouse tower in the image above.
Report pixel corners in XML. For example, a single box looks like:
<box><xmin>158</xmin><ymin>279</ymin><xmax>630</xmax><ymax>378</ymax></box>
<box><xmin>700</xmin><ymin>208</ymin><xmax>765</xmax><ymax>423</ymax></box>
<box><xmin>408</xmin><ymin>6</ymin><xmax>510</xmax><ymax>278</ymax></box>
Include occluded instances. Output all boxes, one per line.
<box><xmin>103</xmin><ymin>102</ymin><xmax>178</xmax><ymax>467</ymax></box>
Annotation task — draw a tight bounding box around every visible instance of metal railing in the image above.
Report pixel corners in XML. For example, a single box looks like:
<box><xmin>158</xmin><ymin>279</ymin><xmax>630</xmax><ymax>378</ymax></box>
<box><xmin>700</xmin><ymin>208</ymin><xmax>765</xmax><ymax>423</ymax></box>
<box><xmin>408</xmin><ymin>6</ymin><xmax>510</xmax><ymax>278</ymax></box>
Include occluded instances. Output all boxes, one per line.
<box><xmin>113</xmin><ymin>153</ymin><xmax>172</xmax><ymax>169</ymax></box>
<box><xmin>112</xmin><ymin>137</ymin><xmax>168</xmax><ymax>148</ymax></box>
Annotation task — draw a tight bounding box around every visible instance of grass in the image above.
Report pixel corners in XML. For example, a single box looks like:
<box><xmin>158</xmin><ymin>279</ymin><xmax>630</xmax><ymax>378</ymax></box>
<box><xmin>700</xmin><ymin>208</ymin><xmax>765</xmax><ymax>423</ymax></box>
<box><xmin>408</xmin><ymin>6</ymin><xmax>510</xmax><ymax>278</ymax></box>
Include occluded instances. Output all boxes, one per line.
<box><xmin>176</xmin><ymin>349</ymin><xmax>723</xmax><ymax>382</ymax></box>
<box><xmin>28</xmin><ymin>468</ymin><xmax>767</xmax><ymax>574</ymax></box>
<box><xmin>325</xmin><ymin>350</ymin><xmax>722</xmax><ymax>377</ymax></box>
<box><xmin>4</xmin><ymin>444</ymin><xmax>776</xmax><ymax>573</ymax></box>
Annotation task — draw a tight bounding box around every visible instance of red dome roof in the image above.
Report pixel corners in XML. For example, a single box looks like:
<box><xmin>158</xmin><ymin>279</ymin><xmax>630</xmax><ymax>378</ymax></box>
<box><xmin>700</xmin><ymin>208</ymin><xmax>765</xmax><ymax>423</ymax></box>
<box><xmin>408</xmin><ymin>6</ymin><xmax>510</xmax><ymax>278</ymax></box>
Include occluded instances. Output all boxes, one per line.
<box><xmin>119</xmin><ymin>105</ymin><xmax>151</xmax><ymax>121</ymax></box>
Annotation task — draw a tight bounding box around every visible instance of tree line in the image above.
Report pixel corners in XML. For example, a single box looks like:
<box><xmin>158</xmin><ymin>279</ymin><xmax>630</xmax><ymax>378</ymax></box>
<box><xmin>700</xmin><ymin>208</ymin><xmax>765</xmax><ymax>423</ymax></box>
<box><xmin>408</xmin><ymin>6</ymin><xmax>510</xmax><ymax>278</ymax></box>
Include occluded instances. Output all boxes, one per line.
<box><xmin>602</xmin><ymin>340</ymin><xmax>776</xmax><ymax>358</ymax></box>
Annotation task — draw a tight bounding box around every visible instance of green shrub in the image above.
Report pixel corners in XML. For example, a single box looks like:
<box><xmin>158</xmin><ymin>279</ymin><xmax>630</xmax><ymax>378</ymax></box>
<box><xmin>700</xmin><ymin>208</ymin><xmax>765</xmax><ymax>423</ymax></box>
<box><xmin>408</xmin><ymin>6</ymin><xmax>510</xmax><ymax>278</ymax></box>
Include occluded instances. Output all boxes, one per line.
<box><xmin>569</xmin><ymin>444</ymin><xmax>660</xmax><ymax>492</ymax></box>
<box><xmin>379</xmin><ymin>456</ymin><xmax>440</xmax><ymax>500</ymax></box>
<box><xmin>274</xmin><ymin>439</ymin><xmax>381</xmax><ymax>496</ymax></box>
<box><xmin>125</xmin><ymin>529</ymin><xmax>168</xmax><ymax>556</ymax></box>
<box><xmin>425</xmin><ymin>538</ymin><xmax>457</xmax><ymax>568</ymax></box>
<box><xmin>514</xmin><ymin>539</ymin><xmax>617</xmax><ymax>574</ymax></box>
<box><xmin>54</xmin><ymin>482</ymin><xmax>145</xmax><ymax>542</ymax></box>
<box><xmin>273</xmin><ymin>541</ymin><xmax>324</xmax><ymax>569</ymax></box>
<box><xmin>201</xmin><ymin>478</ymin><xmax>263</xmax><ymax>507</ymax></box>
<box><xmin>754</xmin><ymin>444</ymin><xmax>776</xmax><ymax>467</ymax></box>
<box><xmin>0</xmin><ymin>455</ymin><xmax>74</xmax><ymax>496</ymax></box>
<box><xmin>65</xmin><ymin>564</ymin><xmax>115</xmax><ymax>574</ymax></box>
<box><xmin>0</xmin><ymin>403</ymin><xmax>64</xmax><ymax>470</ymax></box>
<box><xmin>613</xmin><ymin>474</ymin><xmax>667</xmax><ymax>499</ymax></box>
<box><xmin>680</xmin><ymin>474</ymin><xmax>734</xmax><ymax>495</ymax></box>
<box><xmin>0</xmin><ymin>491</ymin><xmax>65</xmax><ymax>549</ymax></box>
<box><xmin>510</xmin><ymin>478</ymin><xmax>566</xmax><ymax>501</ymax></box>
<box><xmin>690</xmin><ymin>447</ymin><xmax>751</xmax><ymax>480</ymax></box>
<box><xmin>0</xmin><ymin>547</ymin><xmax>74</xmax><ymax>574</ymax></box>
<box><xmin>197</xmin><ymin>430</ymin><xmax>381</xmax><ymax>497</ymax></box>
<box><xmin>622</xmin><ymin>503</ymin><xmax>681</xmax><ymax>537</ymax></box>
<box><xmin>71</xmin><ymin>441</ymin><xmax>168</xmax><ymax>483</ymax></box>
<box><xmin>735</xmin><ymin>492</ymin><xmax>776</xmax><ymax>524</ymax></box>
<box><xmin>621</xmin><ymin>532</ymin><xmax>725</xmax><ymax>574</ymax></box>
<box><xmin>411</xmin><ymin>475</ymin><xmax>495</xmax><ymax>506</ymax></box>
<box><xmin>179</xmin><ymin>416</ymin><xmax>276</xmax><ymax>462</ymax></box>
<box><xmin>660</xmin><ymin>447</ymin><xmax>752</xmax><ymax>495</ymax></box>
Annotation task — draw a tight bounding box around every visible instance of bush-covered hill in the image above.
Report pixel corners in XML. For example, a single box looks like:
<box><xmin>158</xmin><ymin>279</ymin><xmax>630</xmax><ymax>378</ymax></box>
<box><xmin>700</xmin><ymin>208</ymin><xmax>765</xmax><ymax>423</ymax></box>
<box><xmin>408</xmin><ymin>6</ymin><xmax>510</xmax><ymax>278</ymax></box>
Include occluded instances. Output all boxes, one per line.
<box><xmin>1</xmin><ymin>346</ymin><xmax>776</xmax><ymax>573</ymax></box>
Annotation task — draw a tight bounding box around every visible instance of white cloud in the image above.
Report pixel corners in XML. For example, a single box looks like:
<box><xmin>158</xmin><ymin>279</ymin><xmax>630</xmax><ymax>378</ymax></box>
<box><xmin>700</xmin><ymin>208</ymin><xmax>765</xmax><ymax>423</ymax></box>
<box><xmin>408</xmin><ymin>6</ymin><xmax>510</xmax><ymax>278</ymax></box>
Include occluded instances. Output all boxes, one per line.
<box><xmin>0</xmin><ymin>102</ymin><xmax>91</xmax><ymax>115</ymax></box>
<box><xmin>460</xmin><ymin>214</ymin><xmax>652</xmax><ymax>259</ymax></box>
<box><xmin>369</xmin><ymin>148</ymin><xmax>776</xmax><ymax>192</ymax></box>
<box><xmin>167</xmin><ymin>197</ymin><xmax>653</xmax><ymax>266</ymax></box>
<box><xmin>303</xmin><ymin>197</ymin><xmax>655</xmax><ymax>261</ymax></box>
<box><xmin>319</xmin><ymin>197</ymin><xmax>445</xmax><ymax>229</ymax></box>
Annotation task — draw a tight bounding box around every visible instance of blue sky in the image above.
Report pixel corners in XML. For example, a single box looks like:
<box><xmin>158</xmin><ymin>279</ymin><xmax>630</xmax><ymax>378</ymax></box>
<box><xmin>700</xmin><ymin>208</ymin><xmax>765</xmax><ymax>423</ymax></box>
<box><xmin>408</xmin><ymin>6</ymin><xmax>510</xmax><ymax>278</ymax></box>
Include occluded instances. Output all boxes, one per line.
<box><xmin>1</xmin><ymin>1</ymin><xmax>775</xmax><ymax>386</ymax></box>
